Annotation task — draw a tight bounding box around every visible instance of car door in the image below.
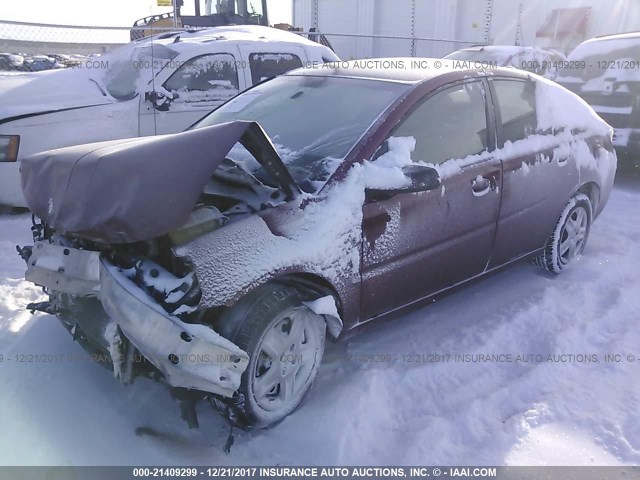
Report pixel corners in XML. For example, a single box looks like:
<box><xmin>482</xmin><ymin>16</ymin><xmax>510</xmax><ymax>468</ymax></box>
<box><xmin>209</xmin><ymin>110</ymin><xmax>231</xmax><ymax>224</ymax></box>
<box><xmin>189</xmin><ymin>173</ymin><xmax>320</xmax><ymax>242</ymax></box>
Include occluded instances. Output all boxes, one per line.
<box><xmin>236</xmin><ymin>43</ymin><xmax>307</xmax><ymax>87</ymax></box>
<box><xmin>487</xmin><ymin>78</ymin><xmax>579</xmax><ymax>268</ymax></box>
<box><xmin>139</xmin><ymin>50</ymin><xmax>244</xmax><ymax>136</ymax></box>
<box><xmin>360</xmin><ymin>79</ymin><xmax>502</xmax><ymax>321</ymax></box>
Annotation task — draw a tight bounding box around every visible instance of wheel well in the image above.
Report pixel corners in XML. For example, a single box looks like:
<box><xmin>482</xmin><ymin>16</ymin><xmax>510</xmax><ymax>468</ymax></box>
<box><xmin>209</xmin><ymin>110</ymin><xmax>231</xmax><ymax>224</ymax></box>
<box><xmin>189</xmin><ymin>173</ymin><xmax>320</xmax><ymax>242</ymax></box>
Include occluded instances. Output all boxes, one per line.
<box><xmin>205</xmin><ymin>273</ymin><xmax>344</xmax><ymax>339</ymax></box>
<box><xmin>274</xmin><ymin>273</ymin><xmax>343</xmax><ymax>316</ymax></box>
<box><xmin>576</xmin><ymin>182</ymin><xmax>600</xmax><ymax>214</ymax></box>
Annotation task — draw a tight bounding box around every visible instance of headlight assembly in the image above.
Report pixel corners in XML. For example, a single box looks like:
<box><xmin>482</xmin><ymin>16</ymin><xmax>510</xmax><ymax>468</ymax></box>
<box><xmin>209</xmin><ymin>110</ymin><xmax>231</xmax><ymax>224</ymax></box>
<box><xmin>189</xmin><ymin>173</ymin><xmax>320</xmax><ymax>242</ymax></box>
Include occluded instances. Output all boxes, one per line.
<box><xmin>0</xmin><ymin>135</ymin><xmax>19</xmax><ymax>162</ymax></box>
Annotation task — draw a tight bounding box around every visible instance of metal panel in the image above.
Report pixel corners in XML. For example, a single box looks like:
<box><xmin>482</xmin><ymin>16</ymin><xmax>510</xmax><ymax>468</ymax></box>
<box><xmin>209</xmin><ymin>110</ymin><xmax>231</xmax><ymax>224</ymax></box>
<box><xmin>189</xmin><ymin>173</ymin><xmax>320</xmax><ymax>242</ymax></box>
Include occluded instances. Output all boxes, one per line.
<box><xmin>355</xmin><ymin>0</ymin><xmax>376</xmax><ymax>59</ymax></box>
<box><xmin>414</xmin><ymin>0</ymin><xmax>459</xmax><ymax>57</ymax></box>
<box><xmin>295</xmin><ymin>0</ymin><xmax>640</xmax><ymax>60</ymax></box>
<box><xmin>25</xmin><ymin>241</ymin><xmax>101</xmax><ymax>296</ymax></box>
<box><xmin>455</xmin><ymin>0</ymin><xmax>491</xmax><ymax>46</ymax></box>
<box><xmin>293</xmin><ymin>0</ymin><xmax>314</xmax><ymax>32</ymax></box>
<box><xmin>317</xmin><ymin>0</ymin><xmax>359</xmax><ymax>59</ymax></box>
<box><xmin>372</xmin><ymin>0</ymin><xmax>414</xmax><ymax>57</ymax></box>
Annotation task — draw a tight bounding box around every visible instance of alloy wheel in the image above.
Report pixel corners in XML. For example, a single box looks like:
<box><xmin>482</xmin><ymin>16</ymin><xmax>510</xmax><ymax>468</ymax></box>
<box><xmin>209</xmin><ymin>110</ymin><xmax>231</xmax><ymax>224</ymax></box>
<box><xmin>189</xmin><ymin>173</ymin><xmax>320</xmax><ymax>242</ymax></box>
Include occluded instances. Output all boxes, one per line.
<box><xmin>559</xmin><ymin>205</ymin><xmax>589</xmax><ymax>264</ymax></box>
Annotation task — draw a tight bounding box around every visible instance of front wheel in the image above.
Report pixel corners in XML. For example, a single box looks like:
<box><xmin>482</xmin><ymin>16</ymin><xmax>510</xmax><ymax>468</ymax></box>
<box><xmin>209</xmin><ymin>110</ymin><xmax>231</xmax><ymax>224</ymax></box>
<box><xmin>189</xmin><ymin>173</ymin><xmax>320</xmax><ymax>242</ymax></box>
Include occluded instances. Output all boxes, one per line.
<box><xmin>532</xmin><ymin>193</ymin><xmax>592</xmax><ymax>274</ymax></box>
<box><xmin>215</xmin><ymin>285</ymin><xmax>326</xmax><ymax>428</ymax></box>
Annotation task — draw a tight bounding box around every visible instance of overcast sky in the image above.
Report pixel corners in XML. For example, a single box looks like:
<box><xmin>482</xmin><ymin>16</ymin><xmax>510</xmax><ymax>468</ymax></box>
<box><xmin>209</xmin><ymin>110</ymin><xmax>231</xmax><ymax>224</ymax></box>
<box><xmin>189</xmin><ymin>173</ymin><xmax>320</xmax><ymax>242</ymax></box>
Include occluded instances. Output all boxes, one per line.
<box><xmin>2</xmin><ymin>0</ymin><xmax>292</xmax><ymax>27</ymax></box>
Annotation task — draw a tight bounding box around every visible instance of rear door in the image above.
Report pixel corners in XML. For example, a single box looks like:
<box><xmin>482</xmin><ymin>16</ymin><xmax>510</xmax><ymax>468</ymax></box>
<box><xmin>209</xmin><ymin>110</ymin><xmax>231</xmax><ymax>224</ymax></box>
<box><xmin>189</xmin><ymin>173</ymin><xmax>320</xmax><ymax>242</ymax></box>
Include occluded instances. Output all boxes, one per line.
<box><xmin>360</xmin><ymin>79</ymin><xmax>502</xmax><ymax>321</ymax></box>
<box><xmin>487</xmin><ymin>78</ymin><xmax>579</xmax><ymax>267</ymax></box>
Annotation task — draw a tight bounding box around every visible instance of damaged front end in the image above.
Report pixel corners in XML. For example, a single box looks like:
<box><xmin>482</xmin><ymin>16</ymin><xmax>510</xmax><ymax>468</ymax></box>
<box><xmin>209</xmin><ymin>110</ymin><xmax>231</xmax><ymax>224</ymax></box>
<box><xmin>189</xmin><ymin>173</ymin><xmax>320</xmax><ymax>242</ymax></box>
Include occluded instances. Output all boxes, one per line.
<box><xmin>19</xmin><ymin>122</ymin><xmax>300</xmax><ymax>427</ymax></box>
<box><xmin>21</xmin><ymin>214</ymin><xmax>250</xmax><ymax>426</ymax></box>
<box><xmin>99</xmin><ymin>255</ymin><xmax>249</xmax><ymax>397</ymax></box>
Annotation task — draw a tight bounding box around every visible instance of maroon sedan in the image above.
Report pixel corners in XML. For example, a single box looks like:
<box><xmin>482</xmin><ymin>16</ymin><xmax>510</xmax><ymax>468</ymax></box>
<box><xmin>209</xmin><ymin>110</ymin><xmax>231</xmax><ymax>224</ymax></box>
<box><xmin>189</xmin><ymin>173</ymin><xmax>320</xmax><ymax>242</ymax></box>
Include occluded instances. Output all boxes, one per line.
<box><xmin>20</xmin><ymin>59</ymin><xmax>617</xmax><ymax>429</ymax></box>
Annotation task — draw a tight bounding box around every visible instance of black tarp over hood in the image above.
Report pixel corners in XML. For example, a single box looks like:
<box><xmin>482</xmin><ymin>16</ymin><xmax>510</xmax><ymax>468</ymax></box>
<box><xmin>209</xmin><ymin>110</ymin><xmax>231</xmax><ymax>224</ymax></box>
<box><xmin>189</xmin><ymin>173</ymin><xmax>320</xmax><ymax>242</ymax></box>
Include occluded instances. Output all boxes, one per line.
<box><xmin>21</xmin><ymin>121</ymin><xmax>299</xmax><ymax>244</ymax></box>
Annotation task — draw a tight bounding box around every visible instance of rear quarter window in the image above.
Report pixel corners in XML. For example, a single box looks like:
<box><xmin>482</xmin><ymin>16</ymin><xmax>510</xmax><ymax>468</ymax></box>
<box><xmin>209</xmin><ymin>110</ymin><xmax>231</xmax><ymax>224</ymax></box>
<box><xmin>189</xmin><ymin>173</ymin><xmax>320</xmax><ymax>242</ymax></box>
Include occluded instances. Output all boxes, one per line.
<box><xmin>248</xmin><ymin>53</ymin><xmax>303</xmax><ymax>85</ymax></box>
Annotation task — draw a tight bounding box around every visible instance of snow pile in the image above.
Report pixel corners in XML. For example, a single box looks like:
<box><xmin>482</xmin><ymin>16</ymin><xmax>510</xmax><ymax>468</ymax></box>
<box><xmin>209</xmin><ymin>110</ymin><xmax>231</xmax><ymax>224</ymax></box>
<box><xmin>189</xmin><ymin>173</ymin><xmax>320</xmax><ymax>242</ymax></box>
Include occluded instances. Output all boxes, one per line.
<box><xmin>362</xmin><ymin>137</ymin><xmax>414</xmax><ymax>189</ymax></box>
<box><xmin>304</xmin><ymin>296</ymin><xmax>340</xmax><ymax>319</ymax></box>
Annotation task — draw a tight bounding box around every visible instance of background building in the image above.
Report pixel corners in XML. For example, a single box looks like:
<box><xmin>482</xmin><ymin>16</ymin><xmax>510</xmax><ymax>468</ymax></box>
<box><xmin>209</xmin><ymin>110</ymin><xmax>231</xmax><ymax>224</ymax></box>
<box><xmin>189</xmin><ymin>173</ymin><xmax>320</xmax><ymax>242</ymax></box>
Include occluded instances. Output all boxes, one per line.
<box><xmin>292</xmin><ymin>0</ymin><xmax>640</xmax><ymax>59</ymax></box>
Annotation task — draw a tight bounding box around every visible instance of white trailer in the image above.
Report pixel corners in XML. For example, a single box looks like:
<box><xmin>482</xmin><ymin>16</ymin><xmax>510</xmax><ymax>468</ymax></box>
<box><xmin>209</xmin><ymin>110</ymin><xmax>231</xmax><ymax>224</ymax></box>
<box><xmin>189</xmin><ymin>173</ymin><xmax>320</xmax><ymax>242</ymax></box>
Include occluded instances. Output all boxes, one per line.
<box><xmin>293</xmin><ymin>0</ymin><xmax>640</xmax><ymax>59</ymax></box>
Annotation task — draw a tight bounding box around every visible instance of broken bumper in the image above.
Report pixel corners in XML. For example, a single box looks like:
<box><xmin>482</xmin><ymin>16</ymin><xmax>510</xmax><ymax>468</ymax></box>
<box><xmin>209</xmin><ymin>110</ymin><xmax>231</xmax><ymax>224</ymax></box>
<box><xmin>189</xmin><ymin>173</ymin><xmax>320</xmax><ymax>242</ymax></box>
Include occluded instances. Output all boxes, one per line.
<box><xmin>99</xmin><ymin>257</ymin><xmax>249</xmax><ymax>398</ymax></box>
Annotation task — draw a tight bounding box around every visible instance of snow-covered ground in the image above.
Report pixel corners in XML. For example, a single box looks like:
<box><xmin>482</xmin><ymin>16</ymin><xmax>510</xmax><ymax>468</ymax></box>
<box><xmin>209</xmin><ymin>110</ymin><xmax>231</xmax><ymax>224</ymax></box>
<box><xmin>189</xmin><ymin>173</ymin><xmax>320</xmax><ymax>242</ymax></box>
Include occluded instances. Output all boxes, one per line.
<box><xmin>0</xmin><ymin>178</ymin><xmax>639</xmax><ymax>466</ymax></box>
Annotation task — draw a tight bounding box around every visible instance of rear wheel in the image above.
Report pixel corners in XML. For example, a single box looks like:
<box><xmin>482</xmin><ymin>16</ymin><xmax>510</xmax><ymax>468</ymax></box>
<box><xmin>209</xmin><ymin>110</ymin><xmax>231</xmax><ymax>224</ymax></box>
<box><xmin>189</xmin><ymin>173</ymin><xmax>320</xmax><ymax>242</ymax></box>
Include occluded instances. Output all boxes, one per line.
<box><xmin>532</xmin><ymin>193</ymin><xmax>592</xmax><ymax>273</ymax></box>
<box><xmin>215</xmin><ymin>284</ymin><xmax>326</xmax><ymax>428</ymax></box>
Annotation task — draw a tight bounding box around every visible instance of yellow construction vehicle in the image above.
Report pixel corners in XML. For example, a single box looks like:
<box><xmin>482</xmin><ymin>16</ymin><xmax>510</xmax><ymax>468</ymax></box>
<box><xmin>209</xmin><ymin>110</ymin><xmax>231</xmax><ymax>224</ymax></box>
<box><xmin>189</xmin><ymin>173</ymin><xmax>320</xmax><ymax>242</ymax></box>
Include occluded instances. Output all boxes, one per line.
<box><xmin>131</xmin><ymin>0</ymin><xmax>269</xmax><ymax>41</ymax></box>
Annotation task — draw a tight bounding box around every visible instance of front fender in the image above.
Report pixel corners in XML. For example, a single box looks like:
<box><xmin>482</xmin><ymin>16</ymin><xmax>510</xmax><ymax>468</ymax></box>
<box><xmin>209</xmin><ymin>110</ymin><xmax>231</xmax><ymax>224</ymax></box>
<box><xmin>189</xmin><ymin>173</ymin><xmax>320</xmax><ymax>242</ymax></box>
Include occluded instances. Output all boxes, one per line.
<box><xmin>174</xmin><ymin>214</ymin><xmax>359</xmax><ymax>333</ymax></box>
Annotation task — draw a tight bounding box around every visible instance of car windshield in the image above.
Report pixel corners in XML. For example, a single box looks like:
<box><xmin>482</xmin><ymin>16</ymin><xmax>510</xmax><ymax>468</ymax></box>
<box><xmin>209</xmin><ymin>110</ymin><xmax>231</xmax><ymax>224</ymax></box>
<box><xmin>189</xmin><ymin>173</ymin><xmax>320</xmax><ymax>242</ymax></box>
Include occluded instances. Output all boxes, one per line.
<box><xmin>194</xmin><ymin>75</ymin><xmax>410</xmax><ymax>192</ymax></box>
<box><xmin>100</xmin><ymin>42</ymin><xmax>180</xmax><ymax>100</ymax></box>
<box><xmin>557</xmin><ymin>38</ymin><xmax>640</xmax><ymax>83</ymax></box>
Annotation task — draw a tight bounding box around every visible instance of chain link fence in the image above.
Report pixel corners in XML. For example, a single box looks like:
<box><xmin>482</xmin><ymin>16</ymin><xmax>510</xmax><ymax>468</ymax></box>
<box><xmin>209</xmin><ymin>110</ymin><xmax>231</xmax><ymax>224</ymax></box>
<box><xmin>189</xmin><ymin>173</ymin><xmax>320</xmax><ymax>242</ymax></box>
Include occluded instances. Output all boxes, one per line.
<box><xmin>304</xmin><ymin>31</ymin><xmax>479</xmax><ymax>61</ymax></box>
<box><xmin>0</xmin><ymin>20</ymin><xmax>144</xmax><ymax>72</ymax></box>
<box><xmin>0</xmin><ymin>19</ymin><xmax>480</xmax><ymax>73</ymax></box>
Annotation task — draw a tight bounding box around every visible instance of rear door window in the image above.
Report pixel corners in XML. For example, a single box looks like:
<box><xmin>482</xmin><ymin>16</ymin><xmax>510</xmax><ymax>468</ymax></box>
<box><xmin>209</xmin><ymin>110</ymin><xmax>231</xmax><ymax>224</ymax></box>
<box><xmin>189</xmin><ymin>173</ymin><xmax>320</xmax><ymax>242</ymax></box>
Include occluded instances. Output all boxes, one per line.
<box><xmin>492</xmin><ymin>80</ymin><xmax>538</xmax><ymax>145</ymax></box>
<box><xmin>248</xmin><ymin>52</ymin><xmax>303</xmax><ymax>84</ymax></box>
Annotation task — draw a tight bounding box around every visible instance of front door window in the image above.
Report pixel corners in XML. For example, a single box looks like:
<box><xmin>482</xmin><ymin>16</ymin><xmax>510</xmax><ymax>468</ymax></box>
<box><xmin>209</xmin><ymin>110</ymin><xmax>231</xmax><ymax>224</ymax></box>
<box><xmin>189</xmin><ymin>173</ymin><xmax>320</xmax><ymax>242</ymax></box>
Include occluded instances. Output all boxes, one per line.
<box><xmin>164</xmin><ymin>53</ymin><xmax>239</xmax><ymax>104</ymax></box>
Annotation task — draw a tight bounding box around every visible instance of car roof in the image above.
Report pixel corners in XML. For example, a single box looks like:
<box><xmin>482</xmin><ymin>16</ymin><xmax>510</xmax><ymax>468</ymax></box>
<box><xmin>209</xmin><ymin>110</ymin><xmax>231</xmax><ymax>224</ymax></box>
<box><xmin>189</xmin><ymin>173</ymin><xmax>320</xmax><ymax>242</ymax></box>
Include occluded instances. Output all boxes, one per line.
<box><xmin>591</xmin><ymin>31</ymin><xmax>640</xmax><ymax>42</ymax></box>
<box><xmin>137</xmin><ymin>25</ymin><xmax>324</xmax><ymax>51</ymax></box>
<box><xmin>286</xmin><ymin>57</ymin><xmax>529</xmax><ymax>84</ymax></box>
<box><xmin>567</xmin><ymin>31</ymin><xmax>640</xmax><ymax>60</ymax></box>
<box><xmin>451</xmin><ymin>45</ymin><xmax>536</xmax><ymax>54</ymax></box>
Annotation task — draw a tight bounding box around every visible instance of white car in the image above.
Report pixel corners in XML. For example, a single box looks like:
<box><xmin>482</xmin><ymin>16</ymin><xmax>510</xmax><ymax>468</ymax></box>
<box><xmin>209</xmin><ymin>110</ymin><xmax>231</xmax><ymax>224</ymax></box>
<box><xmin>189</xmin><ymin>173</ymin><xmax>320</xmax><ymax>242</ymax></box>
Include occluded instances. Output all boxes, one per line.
<box><xmin>444</xmin><ymin>45</ymin><xmax>566</xmax><ymax>79</ymax></box>
<box><xmin>555</xmin><ymin>32</ymin><xmax>640</xmax><ymax>169</ymax></box>
<box><xmin>0</xmin><ymin>25</ymin><xmax>339</xmax><ymax>207</ymax></box>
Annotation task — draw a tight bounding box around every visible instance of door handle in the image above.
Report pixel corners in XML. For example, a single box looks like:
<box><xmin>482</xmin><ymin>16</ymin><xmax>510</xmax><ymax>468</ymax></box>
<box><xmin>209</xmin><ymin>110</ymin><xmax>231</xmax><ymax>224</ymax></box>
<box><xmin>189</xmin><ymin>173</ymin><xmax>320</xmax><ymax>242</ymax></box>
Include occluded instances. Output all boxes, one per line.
<box><xmin>471</xmin><ymin>175</ymin><xmax>492</xmax><ymax>197</ymax></box>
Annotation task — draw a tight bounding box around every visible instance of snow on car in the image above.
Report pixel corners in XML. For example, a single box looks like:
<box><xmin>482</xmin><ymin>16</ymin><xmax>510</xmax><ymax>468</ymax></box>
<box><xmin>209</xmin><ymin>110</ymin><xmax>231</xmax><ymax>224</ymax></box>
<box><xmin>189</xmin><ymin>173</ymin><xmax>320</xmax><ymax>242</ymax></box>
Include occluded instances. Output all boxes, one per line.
<box><xmin>555</xmin><ymin>32</ymin><xmax>640</xmax><ymax>170</ymax></box>
<box><xmin>0</xmin><ymin>25</ymin><xmax>339</xmax><ymax>207</ymax></box>
<box><xmin>0</xmin><ymin>53</ymin><xmax>25</xmax><ymax>71</ymax></box>
<box><xmin>444</xmin><ymin>45</ymin><xmax>566</xmax><ymax>78</ymax></box>
<box><xmin>18</xmin><ymin>59</ymin><xmax>616</xmax><ymax>429</ymax></box>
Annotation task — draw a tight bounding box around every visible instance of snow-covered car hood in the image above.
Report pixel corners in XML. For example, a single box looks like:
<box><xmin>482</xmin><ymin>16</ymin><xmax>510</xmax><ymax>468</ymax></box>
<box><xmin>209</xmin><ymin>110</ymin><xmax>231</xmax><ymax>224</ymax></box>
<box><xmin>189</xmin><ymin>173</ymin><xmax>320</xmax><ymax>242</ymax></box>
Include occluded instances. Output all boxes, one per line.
<box><xmin>0</xmin><ymin>69</ymin><xmax>113</xmax><ymax>122</ymax></box>
<box><xmin>21</xmin><ymin>121</ymin><xmax>299</xmax><ymax>244</ymax></box>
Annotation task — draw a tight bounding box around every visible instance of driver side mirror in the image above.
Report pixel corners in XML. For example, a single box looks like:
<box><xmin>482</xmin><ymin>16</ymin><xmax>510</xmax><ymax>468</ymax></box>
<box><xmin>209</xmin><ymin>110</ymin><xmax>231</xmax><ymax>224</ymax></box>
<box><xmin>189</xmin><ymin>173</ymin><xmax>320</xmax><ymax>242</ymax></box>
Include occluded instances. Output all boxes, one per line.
<box><xmin>365</xmin><ymin>164</ymin><xmax>441</xmax><ymax>202</ymax></box>
<box><xmin>145</xmin><ymin>88</ymin><xmax>174</xmax><ymax>111</ymax></box>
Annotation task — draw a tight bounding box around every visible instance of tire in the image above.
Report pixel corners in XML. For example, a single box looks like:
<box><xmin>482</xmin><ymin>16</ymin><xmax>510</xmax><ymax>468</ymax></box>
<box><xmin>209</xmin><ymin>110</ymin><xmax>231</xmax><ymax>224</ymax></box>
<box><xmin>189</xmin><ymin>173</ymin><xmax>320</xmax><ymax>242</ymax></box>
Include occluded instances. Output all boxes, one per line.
<box><xmin>532</xmin><ymin>193</ymin><xmax>592</xmax><ymax>274</ymax></box>
<box><xmin>215</xmin><ymin>284</ymin><xmax>326</xmax><ymax>428</ymax></box>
